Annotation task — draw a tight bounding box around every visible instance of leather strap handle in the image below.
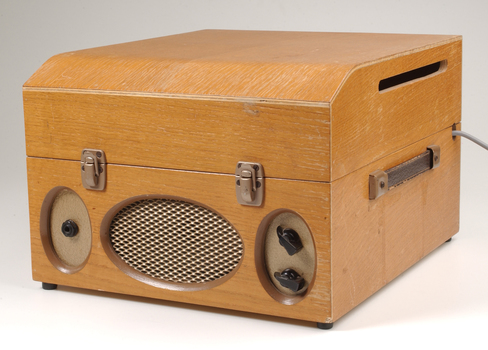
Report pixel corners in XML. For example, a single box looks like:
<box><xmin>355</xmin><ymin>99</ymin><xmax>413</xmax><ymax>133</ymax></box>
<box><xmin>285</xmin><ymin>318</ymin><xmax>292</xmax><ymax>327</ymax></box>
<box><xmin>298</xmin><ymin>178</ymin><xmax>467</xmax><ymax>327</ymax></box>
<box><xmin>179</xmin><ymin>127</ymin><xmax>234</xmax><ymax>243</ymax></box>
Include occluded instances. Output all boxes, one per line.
<box><xmin>369</xmin><ymin>145</ymin><xmax>440</xmax><ymax>200</ymax></box>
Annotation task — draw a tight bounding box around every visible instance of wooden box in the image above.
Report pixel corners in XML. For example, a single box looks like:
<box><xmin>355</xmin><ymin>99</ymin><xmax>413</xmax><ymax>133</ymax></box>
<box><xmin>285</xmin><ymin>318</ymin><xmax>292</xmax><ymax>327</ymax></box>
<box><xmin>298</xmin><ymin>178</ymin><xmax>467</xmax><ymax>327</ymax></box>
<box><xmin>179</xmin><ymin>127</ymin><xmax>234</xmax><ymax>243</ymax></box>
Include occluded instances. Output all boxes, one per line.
<box><xmin>23</xmin><ymin>30</ymin><xmax>462</xmax><ymax>328</ymax></box>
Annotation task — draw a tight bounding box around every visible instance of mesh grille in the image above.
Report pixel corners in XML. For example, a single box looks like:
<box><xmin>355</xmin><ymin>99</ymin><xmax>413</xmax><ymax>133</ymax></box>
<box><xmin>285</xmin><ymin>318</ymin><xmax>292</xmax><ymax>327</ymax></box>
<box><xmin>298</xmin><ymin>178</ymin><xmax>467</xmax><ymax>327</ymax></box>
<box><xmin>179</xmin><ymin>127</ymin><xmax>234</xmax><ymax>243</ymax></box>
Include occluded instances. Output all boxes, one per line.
<box><xmin>109</xmin><ymin>198</ymin><xmax>243</xmax><ymax>284</ymax></box>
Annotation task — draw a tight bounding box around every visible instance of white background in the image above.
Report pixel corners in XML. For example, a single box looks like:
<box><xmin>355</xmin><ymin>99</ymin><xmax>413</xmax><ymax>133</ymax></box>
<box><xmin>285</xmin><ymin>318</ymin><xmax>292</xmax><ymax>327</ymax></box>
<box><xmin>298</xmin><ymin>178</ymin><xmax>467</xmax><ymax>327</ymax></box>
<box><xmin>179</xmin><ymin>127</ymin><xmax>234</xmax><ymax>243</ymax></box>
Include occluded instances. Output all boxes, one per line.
<box><xmin>1</xmin><ymin>1</ymin><xmax>487</xmax><ymax>349</ymax></box>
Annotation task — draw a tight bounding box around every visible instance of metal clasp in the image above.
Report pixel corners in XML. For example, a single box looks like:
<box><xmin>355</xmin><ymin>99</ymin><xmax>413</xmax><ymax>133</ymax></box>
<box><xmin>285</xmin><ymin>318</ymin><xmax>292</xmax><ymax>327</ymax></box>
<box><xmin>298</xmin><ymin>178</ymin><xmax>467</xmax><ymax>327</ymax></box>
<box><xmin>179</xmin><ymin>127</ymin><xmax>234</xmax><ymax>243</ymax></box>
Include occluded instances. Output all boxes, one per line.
<box><xmin>235</xmin><ymin>162</ymin><xmax>264</xmax><ymax>206</ymax></box>
<box><xmin>81</xmin><ymin>149</ymin><xmax>106</xmax><ymax>191</ymax></box>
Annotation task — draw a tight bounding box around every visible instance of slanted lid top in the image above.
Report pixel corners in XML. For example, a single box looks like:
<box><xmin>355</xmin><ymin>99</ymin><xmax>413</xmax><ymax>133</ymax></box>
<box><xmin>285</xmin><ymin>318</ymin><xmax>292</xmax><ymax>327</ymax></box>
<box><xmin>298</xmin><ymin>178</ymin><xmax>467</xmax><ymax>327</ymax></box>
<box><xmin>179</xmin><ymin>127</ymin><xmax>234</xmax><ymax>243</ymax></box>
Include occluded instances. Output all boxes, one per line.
<box><xmin>24</xmin><ymin>30</ymin><xmax>460</xmax><ymax>103</ymax></box>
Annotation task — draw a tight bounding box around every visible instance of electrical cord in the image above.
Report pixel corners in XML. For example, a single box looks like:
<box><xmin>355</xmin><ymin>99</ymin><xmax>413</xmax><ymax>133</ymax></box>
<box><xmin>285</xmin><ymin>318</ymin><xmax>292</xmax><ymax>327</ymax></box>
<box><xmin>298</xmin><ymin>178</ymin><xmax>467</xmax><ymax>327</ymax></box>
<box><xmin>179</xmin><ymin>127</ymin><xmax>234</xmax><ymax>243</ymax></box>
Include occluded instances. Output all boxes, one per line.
<box><xmin>452</xmin><ymin>130</ymin><xmax>488</xmax><ymax>151</ymax></box>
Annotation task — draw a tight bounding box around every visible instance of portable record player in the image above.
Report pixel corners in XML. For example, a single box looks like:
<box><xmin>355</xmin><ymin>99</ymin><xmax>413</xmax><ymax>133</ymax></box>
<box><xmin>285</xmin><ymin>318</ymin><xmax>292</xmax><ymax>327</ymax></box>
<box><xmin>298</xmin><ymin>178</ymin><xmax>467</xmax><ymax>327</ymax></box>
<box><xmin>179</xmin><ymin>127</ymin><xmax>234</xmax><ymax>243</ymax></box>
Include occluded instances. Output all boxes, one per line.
<box><xmin>23</xmin><ymin>30</ymin><xmax>461</xmax><ymax>328</ymax></box>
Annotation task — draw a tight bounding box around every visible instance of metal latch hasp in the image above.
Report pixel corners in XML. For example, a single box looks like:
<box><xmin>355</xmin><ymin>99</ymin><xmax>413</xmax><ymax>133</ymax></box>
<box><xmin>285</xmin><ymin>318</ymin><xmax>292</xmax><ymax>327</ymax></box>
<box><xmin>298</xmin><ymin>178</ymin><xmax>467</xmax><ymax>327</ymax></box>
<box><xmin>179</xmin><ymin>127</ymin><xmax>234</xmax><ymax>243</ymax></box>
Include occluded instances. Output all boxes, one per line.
<box><xmin>81</xmin><ymin>149</ymin><xmax>106</xmax><ymax>191</ymax></box>
<box><xmin>235</xmin><ymin>162</ymin><xmax>264</xmax><ymax>206</ymax></box>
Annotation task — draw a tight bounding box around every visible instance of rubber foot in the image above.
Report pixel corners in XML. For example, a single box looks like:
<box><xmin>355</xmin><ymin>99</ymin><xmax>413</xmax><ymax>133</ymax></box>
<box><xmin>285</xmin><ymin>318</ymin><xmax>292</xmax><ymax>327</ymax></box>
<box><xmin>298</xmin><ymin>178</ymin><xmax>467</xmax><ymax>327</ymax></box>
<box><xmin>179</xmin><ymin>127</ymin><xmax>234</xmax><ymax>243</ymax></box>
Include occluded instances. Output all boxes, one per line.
<box><xmin>445</xmin><ymin>238</ymin><xmax>452</xmax><ymax>243</ymax></box>
<box><xmin>317</xmin><ymin>322</ymin><xmax>333</xmax><ymax>330</ymax></box>
<box><xmin>42</xmin><ymin>282</ymin><xmax>58</xmax><ymax>290</ymax></box>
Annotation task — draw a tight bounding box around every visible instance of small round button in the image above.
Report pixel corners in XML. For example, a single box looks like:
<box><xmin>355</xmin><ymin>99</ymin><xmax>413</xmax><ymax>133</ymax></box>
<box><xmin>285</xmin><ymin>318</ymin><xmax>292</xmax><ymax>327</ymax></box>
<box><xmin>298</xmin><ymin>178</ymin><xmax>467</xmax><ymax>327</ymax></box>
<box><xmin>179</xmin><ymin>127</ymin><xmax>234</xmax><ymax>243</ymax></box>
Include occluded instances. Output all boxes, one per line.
<box><xmin>61</xmin><ymin>220</ymin><xmax>79</xmax><ymax>238</ymax></box>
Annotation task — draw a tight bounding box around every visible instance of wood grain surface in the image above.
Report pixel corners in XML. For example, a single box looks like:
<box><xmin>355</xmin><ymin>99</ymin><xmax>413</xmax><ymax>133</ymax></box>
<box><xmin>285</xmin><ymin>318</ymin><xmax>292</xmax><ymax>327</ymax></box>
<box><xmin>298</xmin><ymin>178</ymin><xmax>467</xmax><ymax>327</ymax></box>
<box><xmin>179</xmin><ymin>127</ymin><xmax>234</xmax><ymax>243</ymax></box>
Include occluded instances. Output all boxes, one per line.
<box><xmin>23</xmin><ymin>31</ymin><xmax>462</xmax><ymax>182</ymax></box>
<box><xmin>23</xmin><ymin>90</ymin><xmax>330</xmax><ymax>182</ymax></box>
<box><xmin>27</xmin><ymin>157</ymin><xmax>332</xmax><ymax>323</ymax></box>
<box><xmin>24</xmin><ymin>30</ymin><xmax>459</xmax><ymax>102</ymax></box>
<box><xmin>24</xmin><ymin>31</ymin><xmax>463</xmax><ymax>324</ymax></box>
<box><xmin>330</xmin><ymin>126</ymin><xmax>460</xmax><ymax>321</ymax></box>
<box><xmin>330</xmin><ymin>40</ymin><xmax>462</xmax><ymax>180</ymax></box>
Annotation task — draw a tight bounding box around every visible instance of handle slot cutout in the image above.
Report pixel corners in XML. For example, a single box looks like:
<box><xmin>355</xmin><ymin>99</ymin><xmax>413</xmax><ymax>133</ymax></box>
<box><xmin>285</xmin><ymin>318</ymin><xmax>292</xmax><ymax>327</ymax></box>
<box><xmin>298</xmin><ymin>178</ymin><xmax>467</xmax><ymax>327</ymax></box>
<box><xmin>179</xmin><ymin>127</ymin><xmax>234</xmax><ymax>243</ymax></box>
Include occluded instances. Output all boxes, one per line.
<box><xmin>379</xmin><ymin>60</ymin><xmax>447</xmax><ymax>92</ymax></box>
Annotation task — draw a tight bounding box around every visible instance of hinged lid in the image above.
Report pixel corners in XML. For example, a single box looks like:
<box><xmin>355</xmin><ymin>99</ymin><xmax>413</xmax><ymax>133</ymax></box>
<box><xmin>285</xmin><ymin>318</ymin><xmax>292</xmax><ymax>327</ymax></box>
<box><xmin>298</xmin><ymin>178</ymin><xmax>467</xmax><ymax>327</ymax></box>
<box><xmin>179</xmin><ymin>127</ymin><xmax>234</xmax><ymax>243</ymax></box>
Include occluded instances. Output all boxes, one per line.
<box><xmin>23</xmin><ymin>30</ymin><xmax>462</xmax><ymax>182</ymax></box>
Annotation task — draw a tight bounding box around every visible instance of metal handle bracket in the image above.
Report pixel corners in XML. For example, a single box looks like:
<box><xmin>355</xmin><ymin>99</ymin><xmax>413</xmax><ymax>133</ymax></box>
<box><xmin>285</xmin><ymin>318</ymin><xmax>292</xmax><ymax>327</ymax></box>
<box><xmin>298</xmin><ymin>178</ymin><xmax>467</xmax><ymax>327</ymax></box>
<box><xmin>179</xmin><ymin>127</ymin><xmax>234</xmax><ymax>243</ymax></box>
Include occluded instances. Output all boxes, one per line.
<box><xmin>369</xmin><ymin>145</ymin><xmax>440</xmax><ymax>200</ymax></box>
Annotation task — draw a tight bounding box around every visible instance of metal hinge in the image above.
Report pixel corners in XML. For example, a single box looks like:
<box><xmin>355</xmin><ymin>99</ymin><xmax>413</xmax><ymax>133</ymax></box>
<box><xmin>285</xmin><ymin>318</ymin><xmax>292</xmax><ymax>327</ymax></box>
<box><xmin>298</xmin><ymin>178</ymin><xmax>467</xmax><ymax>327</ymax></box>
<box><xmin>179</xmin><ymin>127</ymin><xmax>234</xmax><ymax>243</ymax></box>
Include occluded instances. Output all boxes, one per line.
<box><xmin>81</xmin><ymin>149</ymin><xmax>106</xmax><ymax>191</ymax></box>
<box><xmin>235</xmin><ymin>162</ymin><xmax>264</xmax><ymax>206</ymax></box>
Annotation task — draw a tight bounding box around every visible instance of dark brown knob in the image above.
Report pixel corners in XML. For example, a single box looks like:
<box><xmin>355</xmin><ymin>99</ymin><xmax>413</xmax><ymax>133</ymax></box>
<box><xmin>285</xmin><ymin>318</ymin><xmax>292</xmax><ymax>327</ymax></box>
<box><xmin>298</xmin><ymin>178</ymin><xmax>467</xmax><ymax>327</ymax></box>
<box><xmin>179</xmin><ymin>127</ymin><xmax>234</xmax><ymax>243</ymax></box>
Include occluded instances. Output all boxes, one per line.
<box><xmin>277</xmin><ymin>226</ymin><xmax>303</xmax><ymax>255</ymax></box>
<box><xmin>274</xmin><ymin>268</ymin><xmax>305</xmax><ymax>292</ymax></box>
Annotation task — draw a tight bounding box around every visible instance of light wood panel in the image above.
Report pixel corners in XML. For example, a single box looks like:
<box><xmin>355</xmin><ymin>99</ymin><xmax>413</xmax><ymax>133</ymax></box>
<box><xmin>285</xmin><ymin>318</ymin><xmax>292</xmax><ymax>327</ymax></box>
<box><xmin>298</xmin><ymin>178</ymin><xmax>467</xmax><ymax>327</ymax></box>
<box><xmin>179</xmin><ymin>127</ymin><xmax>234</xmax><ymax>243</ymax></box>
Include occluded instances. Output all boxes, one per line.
<box><xmin>23</xmin><ymin>32</ymin><xmax>462</xmax><ymax>183</ymax></box>
<box><xmin>24</xmin><ymin>31</ymin><xmax>463</xmax><ymax>325</ymax></box>
<box><xmin>27</xmin><ymin>158</ymin><xmax>331</xmax><ymax>323</ymax></box>
<box><xmin>23</xmin><ymin>30</ymin><xmax>459</xmax><ymax>102</ymax></box>
<box><xmin>330</xmin><ymin>40</ymin><xmax>462</xmax><ymax>180</ymax></box>
<box><xmin>23</xmin><ymin>89</ymin><xmax>330</xmax><ymax>182</ymax></box>
<box><xmin>330</xmin><ymin>127</ymin><xmax>460</xmax><ymax>321</ymax></box>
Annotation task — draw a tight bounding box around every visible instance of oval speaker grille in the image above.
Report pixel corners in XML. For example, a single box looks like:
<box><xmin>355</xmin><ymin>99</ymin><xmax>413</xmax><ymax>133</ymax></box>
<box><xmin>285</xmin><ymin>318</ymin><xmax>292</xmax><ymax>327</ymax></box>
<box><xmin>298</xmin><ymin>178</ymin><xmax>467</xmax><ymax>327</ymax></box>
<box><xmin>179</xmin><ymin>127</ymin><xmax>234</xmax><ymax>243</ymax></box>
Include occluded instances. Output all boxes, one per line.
<box><xmin>109</xmin><ymin>198</ymin><xmax>243</xmax><ymax>284</ymax></box>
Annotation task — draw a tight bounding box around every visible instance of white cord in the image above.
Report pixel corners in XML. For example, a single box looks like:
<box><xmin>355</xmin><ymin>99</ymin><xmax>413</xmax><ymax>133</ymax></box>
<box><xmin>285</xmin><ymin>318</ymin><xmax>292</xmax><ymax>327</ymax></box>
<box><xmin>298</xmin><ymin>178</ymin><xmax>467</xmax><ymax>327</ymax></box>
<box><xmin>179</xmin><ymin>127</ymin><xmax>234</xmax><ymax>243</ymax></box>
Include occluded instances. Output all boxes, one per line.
<box><xmin>452</xmin><ymin>130</ymin><xmax>488</xmax><ymax>151</ymax></box>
